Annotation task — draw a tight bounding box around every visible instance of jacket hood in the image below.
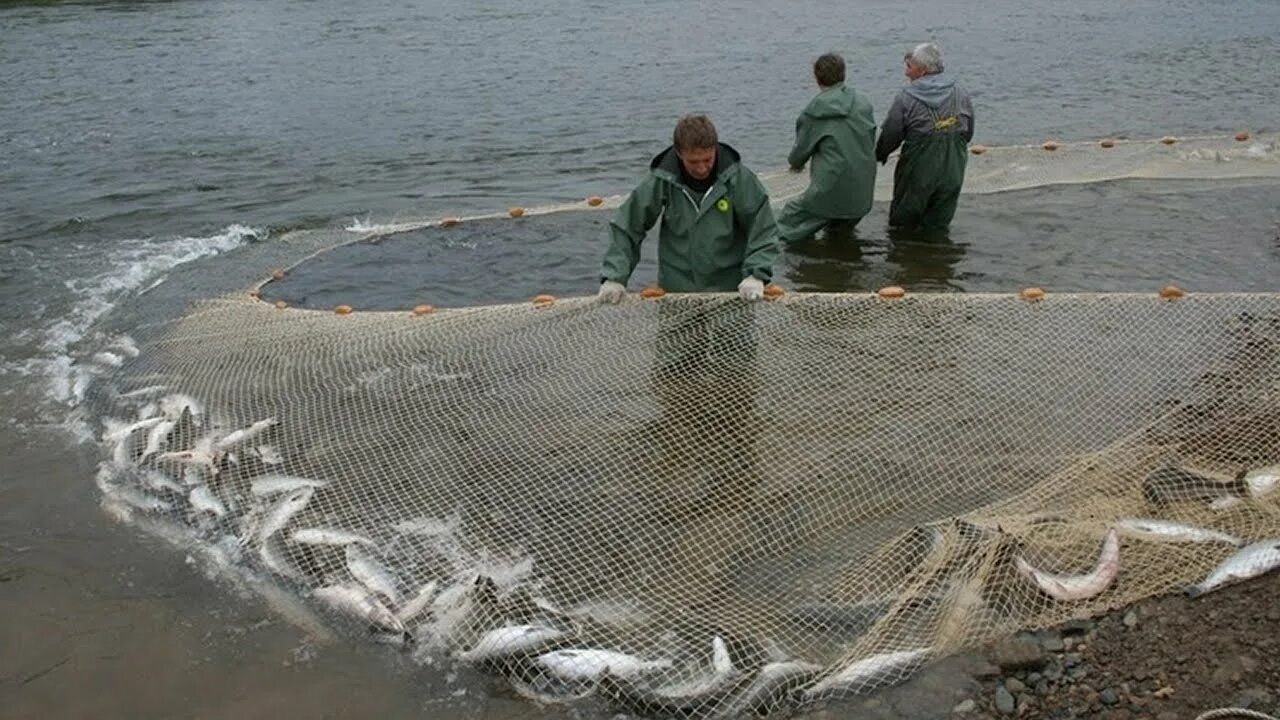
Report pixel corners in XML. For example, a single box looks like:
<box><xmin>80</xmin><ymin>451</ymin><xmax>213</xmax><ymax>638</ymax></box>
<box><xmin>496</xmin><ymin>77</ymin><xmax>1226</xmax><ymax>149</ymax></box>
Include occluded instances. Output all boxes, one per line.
<box><xmin>804</xmin><ymin>84</ymin><xmax>857</xmax><ymax>119</ymax></box>
<box><xmin>650</xmin><ymin>142</ymin><xmax>741</xmax><ymax>178</ymax></box>
<box><xmin>904</xmin><ymin>73</ymin><xmax>956</xmax><ymax>108</ymax></box>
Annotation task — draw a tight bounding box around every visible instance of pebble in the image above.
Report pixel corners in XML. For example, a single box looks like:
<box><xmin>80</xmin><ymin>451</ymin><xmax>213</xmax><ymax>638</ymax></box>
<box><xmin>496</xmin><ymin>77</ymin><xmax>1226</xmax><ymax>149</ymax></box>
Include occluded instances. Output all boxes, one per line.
<box><xmin>953</xmin><ymin>699</ymin><xmax>976</xmax><ymax>714</ymax></box>
<box><xmin>1100</xmin><ymin>688</ymin><xmax>1119</xmax><ymax>705</ymax></box>
<box><xmin>995</xmin><ymin>686</ymin><xmax>1016</xmax><ymax>714</ymax></box>
<box><xmin>1006</xmin><ymin>678</ymin><xmax>1026</xmax><ymax>694</ymax></box>
<box><xmin>1123</xmin><ymin>610</ymin><xmax>1138</xmax><ymax>629</ymax></box>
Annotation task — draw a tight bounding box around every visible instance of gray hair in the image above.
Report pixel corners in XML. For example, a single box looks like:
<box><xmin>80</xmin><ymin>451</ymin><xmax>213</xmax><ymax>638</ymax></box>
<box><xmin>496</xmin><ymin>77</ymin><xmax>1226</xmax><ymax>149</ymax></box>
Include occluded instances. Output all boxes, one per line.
<box><xmin>908</xmin><ymin>42</ymin><xmax>944</xmax><ymax>74</ymax></box>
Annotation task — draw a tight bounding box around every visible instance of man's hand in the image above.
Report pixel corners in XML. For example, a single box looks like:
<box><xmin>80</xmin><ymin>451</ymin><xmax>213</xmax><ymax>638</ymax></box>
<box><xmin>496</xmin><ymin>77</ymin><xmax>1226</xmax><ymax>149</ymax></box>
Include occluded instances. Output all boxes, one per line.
<box><xmin>738</xmin><ymin>276</ymin><xmax>764</xmax><ymax>302</ymax></box>
<box><xmin>597</xmin><ymin>280</ymin><xmax>626</xmax><ymax>304</ymax></box>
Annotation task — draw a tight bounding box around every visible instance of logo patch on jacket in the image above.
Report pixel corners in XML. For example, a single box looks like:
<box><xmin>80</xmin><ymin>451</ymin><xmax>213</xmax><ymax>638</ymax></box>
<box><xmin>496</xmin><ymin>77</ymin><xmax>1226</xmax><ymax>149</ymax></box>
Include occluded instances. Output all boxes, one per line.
<box><xmin>716</xmin><ymin>198</ymin><xmax>730</xmax><ymax>213</ymax></box>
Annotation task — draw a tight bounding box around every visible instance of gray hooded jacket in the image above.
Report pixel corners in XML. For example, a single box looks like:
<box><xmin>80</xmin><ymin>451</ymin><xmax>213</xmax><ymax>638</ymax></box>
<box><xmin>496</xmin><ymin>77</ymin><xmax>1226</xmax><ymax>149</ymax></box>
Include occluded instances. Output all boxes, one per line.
<box><xmin>875</xmin><ymin>74</ymin><xmax>974</xmax><ymax>163</ymax></box>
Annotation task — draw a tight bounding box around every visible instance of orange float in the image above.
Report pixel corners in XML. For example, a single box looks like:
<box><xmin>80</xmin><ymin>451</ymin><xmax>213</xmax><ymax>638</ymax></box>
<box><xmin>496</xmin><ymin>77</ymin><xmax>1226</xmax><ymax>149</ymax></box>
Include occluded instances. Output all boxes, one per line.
<box><xmin>1159</xmin><ymin>286</ymin><xmax>1185</xmax><ymax>300</ymax></box>
<box><xmin>969</xmin><ymin>144</ymin><xmax>988</xmax><ymax>155</ymax></box>
<box><xmin>763</xmin><ymin>283</ymin><xmax>785</xmax><ymax>300</ymax></box>
<box><xmin>1099</xmin><ymin>138</ymin><xmax>1116</xmax><ymax>148</ymax></box>
<box><xmin>1235</xmin><ymin>131</ymin><xmax>1251</xmax><ymax>142</ymax></box>
<box><xmin>334</xmin><ymin>304</ymin><xmax>353</xmax><ymax>315</ymax></box>
<box><xmin>532</xmin><ymin>294</ymin><xmax>555</xmax><ymax>307</ymax></box>
<box><xmin>508</xmin><ymin>207</ymin><xmax>525</xmax><ymax>218</ymax></box>
<box><xmin>248</xmin><ymin>290</ymin><xmax>260</xmax><ymax>299</ymax></box>
<box><xmin>412</xmin><ymin>304</ymin><xmax>434</xmax><ymax>316</ymax></box>
<box><xmin>1160</xmin><ymin>136</ymin><xmax>1177</xmax><ymax>145</ymax></box>
<box><xmin>1041</xmin><ymin>141</ymin><xmax>1060</xmax><ymax>152</ymax></box>
<box><xmin>586</xmin><ymin>196</ymin><xmax>604</xmax><ymax>207</ymax></box>
<box><xmin>274</xmin><ymin>300</ymin><xmax>288</xmax><ymax>310</ymax></box>
<box><xmin>1020</xmin><ymin>287</ymin><xmax>1046</xmax><ymax>301</ymax></box>
<box><xmin>441</xmin><ymin>217</ymin><xmax>461</xmax><ymax>227</ymax></box>
<box><xmin>878</xmin><ymin>286</ymin><xmax>905</xmax><ymax>299</ymax></box>
<box><xmin>639</xmin><ymin>286</ymin><xmax>666</xmax><ymax>299</ymax></box>
<box><xmin>271</xmin><ymin>269</ymin><xmax>285</xmax><ymax>280</ymax></box>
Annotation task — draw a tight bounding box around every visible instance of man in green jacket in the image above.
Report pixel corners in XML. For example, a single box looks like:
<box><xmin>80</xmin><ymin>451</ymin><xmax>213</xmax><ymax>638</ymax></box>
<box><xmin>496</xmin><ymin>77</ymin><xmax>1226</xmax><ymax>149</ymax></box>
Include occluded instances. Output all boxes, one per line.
<box><xmin>597</xmin><ymin>114</ymin><xmax>780</xmax><ymax>303</ymax></box>
<box><xmin>777</xmin><ymin>52</ymin><xmax>877</xmax><ymax>245</ymax></box>
<box><xmin>875</xmin><ymin>42</ymin><xmax>974</xmax><ymax>230</ymax></box>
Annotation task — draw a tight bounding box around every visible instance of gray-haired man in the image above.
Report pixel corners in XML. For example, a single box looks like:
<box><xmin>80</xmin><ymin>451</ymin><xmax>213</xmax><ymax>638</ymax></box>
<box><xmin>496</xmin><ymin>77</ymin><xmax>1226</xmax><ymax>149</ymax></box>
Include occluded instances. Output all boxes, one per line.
<box><xmin>875</xmin><ymin>43</ymin><xmax>975</xmax><ymax>229</ymax></box>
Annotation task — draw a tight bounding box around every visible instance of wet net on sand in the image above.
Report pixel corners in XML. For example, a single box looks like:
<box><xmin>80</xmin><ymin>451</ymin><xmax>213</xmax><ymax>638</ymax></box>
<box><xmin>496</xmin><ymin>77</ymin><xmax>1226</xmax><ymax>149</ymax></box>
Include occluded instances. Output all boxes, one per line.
<box><xmin>89</xmin><ymin>132</ymin><xmax>1280</xmax><ymax>717</ymax></box>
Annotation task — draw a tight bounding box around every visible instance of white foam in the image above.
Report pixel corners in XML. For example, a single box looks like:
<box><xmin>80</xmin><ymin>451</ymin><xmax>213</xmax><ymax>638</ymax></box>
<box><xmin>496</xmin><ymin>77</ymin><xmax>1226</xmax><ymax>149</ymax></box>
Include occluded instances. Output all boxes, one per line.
<box><xmin>4</xmin><ymin>224</ymin><xmax>261</xmax><ymax>428</ymax></box>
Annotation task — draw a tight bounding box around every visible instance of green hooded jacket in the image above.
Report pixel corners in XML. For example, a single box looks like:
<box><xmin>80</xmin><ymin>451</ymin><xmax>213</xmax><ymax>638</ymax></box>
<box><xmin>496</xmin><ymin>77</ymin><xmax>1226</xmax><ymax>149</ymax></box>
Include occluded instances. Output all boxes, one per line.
<box><xmin>601</xmin><ymin>143</ymin><xmax>779</xmax><ymax>293</ymax></box>
<box><xmin>787</xmin><ymin>84</ymin><xmax>877</xmax><ymax>220</ymax></box>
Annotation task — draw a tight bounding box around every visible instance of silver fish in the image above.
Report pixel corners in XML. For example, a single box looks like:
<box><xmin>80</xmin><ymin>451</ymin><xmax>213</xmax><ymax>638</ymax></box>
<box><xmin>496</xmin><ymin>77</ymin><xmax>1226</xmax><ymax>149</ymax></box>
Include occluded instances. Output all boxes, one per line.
<box><xmin>250</xmin><ymin>474</ymin><xmax>328</xmax><ymax>497</ymax></box>
<box><xmin>291</xmin><ymin>527</ymin><xmax>375</xmax><ymax>548</ymax></box>
<box><xmin>1186</xmin><ymin>539</ymin><xmax>1280</xmax><ymax>598</ymax></box>
<box><xmin>254</xmin><ymin>444</ymin><xmax>284</xmax><ymax>465</ymax></box>
<box><xmin>345</xmin><ymin>545</ymin><xmax>402</xmax><ymax>606</ymax></box>
<box><xmin>534</xmin><ymin>648</ymin><xmax>673</xmax><ymax>681</ymax></box>
<box><xmin>140</xmin><ymin>469</ymin><xmax>185</xmax><ymax>495</ymax></box>
<box><xmin>259</xmin><ymin>536</ymin><xmax>307</xmax><ymax>583</ymax></box>
<box><xmin>257</xmin><ymin>486</ymin><xmax>315</xmax><ymax>542</ymax></box>
<box><xmin>1014</xmin><ymin>528</ymin><xmax>1120</xmax><ymax>601</ymax></box>
<box><xmin>802</xmin><ymin>648</ymin><xmax>930</xmax><ymax>698</ymax></box>
<box><xmin>92</xmin><ymin>351</ymin><xmax>124</xmax><ymax>369</ymax></box>
<box><xmin>108</xmin><ymin>484</ymin><xmax>174</xmax><ymax>513</ymax></box>
<box><xmin>717</xmin><ymin>661</ymin><xmax>822</xmax><ymax>717</ymax></box>
<box><xmin>109</xmin><ymin>335</ymin><xmax>140</xmax><ymax>358</ymax></box>
<box><xmin>213</xmin><ymin>418</ymin><xmax>278</xmax><ymax>452</ymax></box>
<box><xmin>1116</xmin><ymin>518</ymin><xmax>1242</xmax><ymax>547</ymax></box>
<box><xmin>103</xmin><ymin>416</ymin><xmax>166</xmax><ymax>443</ymax></box>
<box><xmin>1243</xmin><ymin>465</ymin><xmax>1280</xmax><ymax>499</ymax></box>
<box><xmin>313</xmin><ymin>584</ymin><xmax>406</xmax><ymax>634</ymax></box>
<box><xmin>395</xmin><ymin>581</ymin><xmax>440</xmax><ymax>625</ymax></box>
<box><xmin>189</xmin><ymin>485</ymin><xmax>227</xmax><ymax>518</ymax></box>
<box><xmin>117</xmin><ymin>384</ymin><xmax>167</xmax><ymax>400</ymax></box>
<box><xmin>159</xmin><ymin>393</ymin><xmax>203</xmax><ymax>422</ymax></box>
<box><xmin>456</xmin><ymin>624</ymin><xmax>566</xmax><ymax>663</ymax></box>
<box><xmin>141</xmin><ymin>419</ymin><xmax>176</xmax><ymax>459</ymax></box>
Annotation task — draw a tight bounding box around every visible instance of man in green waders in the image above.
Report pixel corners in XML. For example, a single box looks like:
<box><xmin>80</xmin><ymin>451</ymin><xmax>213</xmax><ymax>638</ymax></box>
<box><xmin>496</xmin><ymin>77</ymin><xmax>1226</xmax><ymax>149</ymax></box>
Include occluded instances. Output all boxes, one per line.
<box><xmin>778</xmin><ymin>52</ymin><xmax>877</xmax><ymax>244</ymax></box>
<box><xmin>876</xmin><ymin>43</ymin><xmax>975</xmax><ymax>229</ymax></box>
<box><xmin>596</xmin><ymin>116</ymin><xmax>777</xmax><ymax>615</ymax></box>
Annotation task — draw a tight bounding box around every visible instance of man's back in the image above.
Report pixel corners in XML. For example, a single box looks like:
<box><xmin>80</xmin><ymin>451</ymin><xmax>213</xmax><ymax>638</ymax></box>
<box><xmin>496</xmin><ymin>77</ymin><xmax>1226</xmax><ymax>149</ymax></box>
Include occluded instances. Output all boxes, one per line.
<box><xmin>789</xmin><ymin>84</ymin><xmax>877</xmax><ymax>221</ymax></box>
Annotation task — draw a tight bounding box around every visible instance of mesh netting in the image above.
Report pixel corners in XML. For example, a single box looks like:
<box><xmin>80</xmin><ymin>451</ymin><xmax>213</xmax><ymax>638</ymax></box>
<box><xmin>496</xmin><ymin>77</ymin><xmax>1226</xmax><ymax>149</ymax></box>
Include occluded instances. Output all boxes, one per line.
<box><xmin>94</xmin><ymin>288</ymin><xmax>1280</xmax><ymax>717</ymax></box>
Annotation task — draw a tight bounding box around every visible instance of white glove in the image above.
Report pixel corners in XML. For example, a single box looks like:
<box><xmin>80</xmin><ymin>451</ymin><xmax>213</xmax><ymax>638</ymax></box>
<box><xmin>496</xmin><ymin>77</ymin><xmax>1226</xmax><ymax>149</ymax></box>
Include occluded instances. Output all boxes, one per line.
<box><xmin>597</xmin><ymin>280</ymin><xmax>626</xmax><ymax>304</ymax></box>
<box><xmin>738</xmin><ymin>276</ymin><xmax>764</xmax><ymax>302</ymax></box>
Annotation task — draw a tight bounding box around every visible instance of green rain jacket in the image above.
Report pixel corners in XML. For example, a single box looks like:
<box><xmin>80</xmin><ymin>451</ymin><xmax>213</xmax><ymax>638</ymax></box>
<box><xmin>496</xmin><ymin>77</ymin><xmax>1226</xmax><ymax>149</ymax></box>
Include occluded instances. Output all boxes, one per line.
<box><xmin>787</xmin><ymin>83</ymin><xmax>878</xmax><ymax>220</ymax></box>
<box><xmin>601</xmin><ymin>143</ymin><xmax>779</xmax><ymax>292</ymax></box>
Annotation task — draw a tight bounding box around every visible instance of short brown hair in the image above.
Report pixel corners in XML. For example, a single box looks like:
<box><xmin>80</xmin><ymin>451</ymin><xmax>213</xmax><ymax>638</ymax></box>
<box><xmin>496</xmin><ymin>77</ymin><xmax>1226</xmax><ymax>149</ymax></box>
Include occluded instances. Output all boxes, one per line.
<box><xmin>814</xmin><ymin>53</ymin><xmax>845</xmax><ymax>87</ymax></box>
<box><xmin>673</xmin><ymin>114</ymin><xmax>717</xmax><ymax>152</ymax></box>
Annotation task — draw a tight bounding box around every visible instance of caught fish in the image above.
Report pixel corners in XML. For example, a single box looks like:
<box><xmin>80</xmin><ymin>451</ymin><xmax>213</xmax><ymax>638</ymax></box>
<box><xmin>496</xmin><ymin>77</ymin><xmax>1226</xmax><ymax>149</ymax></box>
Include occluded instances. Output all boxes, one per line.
<box><xmin>345</xmin><ymin>545</ymin><xmax>402</xmax><ymax>606</ymax></box>
<box><xmin>259</xmin><ymin>536</ymin><xmax>307</xmax><ymax>583</ymax></box>
<box><xmin>189</xmin><ymin>485</ymin><xmax>227</xmax><ymax>518</ymax></box>
<box><xmin>109</xmin><ymin>335</ymin><xmax>140</xmax><ymax>358</ymax></box>
<box><xmin>140</xmin><ymin>469</ymin><xmax>185</xmax><ymax>495</ymax></box>
<box><xmin>257</xmin><ymin>486</ymin><xmax>315</xmax><ymax>542</ymax></box>
<box><xmin>802</xmin><ymin>648</ymin><xmax>930</xmax><ymax>698</ymax></box>
<box><xmin>313</xmin><ymin>584</ymin><xmax>407</xmax><ymax>635</ymax></box>
<box><xmin>716</xmin><ymin>661</ymin><xmax>821</xmax><ymax>717</ymax></box>
<box><xmin>159</xmin><ymin>393</ymin><xmax>203</xmax><ymax>422</ymax></box>
<box><xmin>456</xmin><ymin>624</ymin><xmax>566</xmax><ymax>663</ymax></box>
<box><xmin>395</xmin><ymin>581</ymin><xmax>440</xmax><ymax>625</ymax></box>
<box><xmin>291</xmin><ymin>527</ymin><xmax>375</xmax><ymax>548</ymax></box>
<box><xmin>254</xmin><ymin>444</ymin><xmax>284</xmax><ymax>465</ymax></box>
<box><xmin>1143</xmin><ymin>466</ymin><xmax>1246</xmax><ymax>508</ymax></box>
<box><xmin>1014</xmin><ymin>528</ymin><xmax>1120</xmax><ymax>601</ymax></box>
<box><xmin>1243</xmin><ymin>464</ymin><xmax>1280</xmax><ymax>499</ymax></box>
<box><xmin>155</xmin><ymin>448</ymin><xmax>220</xmax><ymax>477</ymax></box>
<box><xmin>107</xmin><ymin>484</ymin><xmax>174</xmax><ymax>513</ymax></box>
<box><xmin>116</xmin><ymin>384</ymin><xmax>167</xmax><ymax>400</ymax></box>
<box><xmin>141</xmin><ymin>419</ymin><xmax>176</xmax><ymax>459</ymax></box>
<box><xmin>103</xmin><ymin>416</ymin><xmax>166</xmax><ymax>444</ymax></box>
<box><xmin>250</xmin><ymin>474</ymin><xmax>328</xmax><ymax>497</ymax></box>
<box><xmin>599</xmin><ymin>637</ymin><xmax>744</xmax><ymax>717</ymax></box>
<box><xmin>213</xmin><ymin>418</ymin><xmax>278</xmax><ymax>452</ymax></box>
<box><xmin>534</xmin><ymin>648</ymin><xmax>673</xmax><ymax>681</ymax></box>
<box><xmin>1116</xmin><ymin>518</ymin><xmax>1242</xmax><ymax>547</ymax></box>
<box><xmin>1186</xmin><ymin>539</ymin><xmax>1280</xmax><ymax>598</ymax></box>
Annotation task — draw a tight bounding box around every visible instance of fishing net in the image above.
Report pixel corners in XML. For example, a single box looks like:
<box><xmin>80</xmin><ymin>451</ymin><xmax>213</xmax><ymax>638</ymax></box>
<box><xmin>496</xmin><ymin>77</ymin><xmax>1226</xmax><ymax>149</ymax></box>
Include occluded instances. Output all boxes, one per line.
<box><xmin>89</xmin><ymin>132</ymin><xmax>1280</xmax><ymax>717</ymax></box>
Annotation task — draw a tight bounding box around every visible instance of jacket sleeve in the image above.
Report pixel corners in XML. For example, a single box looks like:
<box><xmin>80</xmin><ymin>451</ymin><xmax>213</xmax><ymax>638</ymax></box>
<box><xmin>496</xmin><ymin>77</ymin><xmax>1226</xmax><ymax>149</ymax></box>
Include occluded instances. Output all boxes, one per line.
<box><xmin>958</xmin><ymin>87</ymin><xmax>975</xmax><ymax>144</ymax></box>
<box><xmin>787</xmin><ymin>113</ymin><xmax>816</xmax><ymax>170</ymax></box>
<box><xmin>601</xmin><ymin>174</ymin><xmax>664</xmax><ymax>284</ymax></box>
<box><xmin>875</xmin><ymin>94</ymin><xmax>907</xmax><ymax>164</ymax></box>
<box><xmin>735</xmin><ymin>172</ymin><xmax>780</xmax><ymax>283</ymax></box>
